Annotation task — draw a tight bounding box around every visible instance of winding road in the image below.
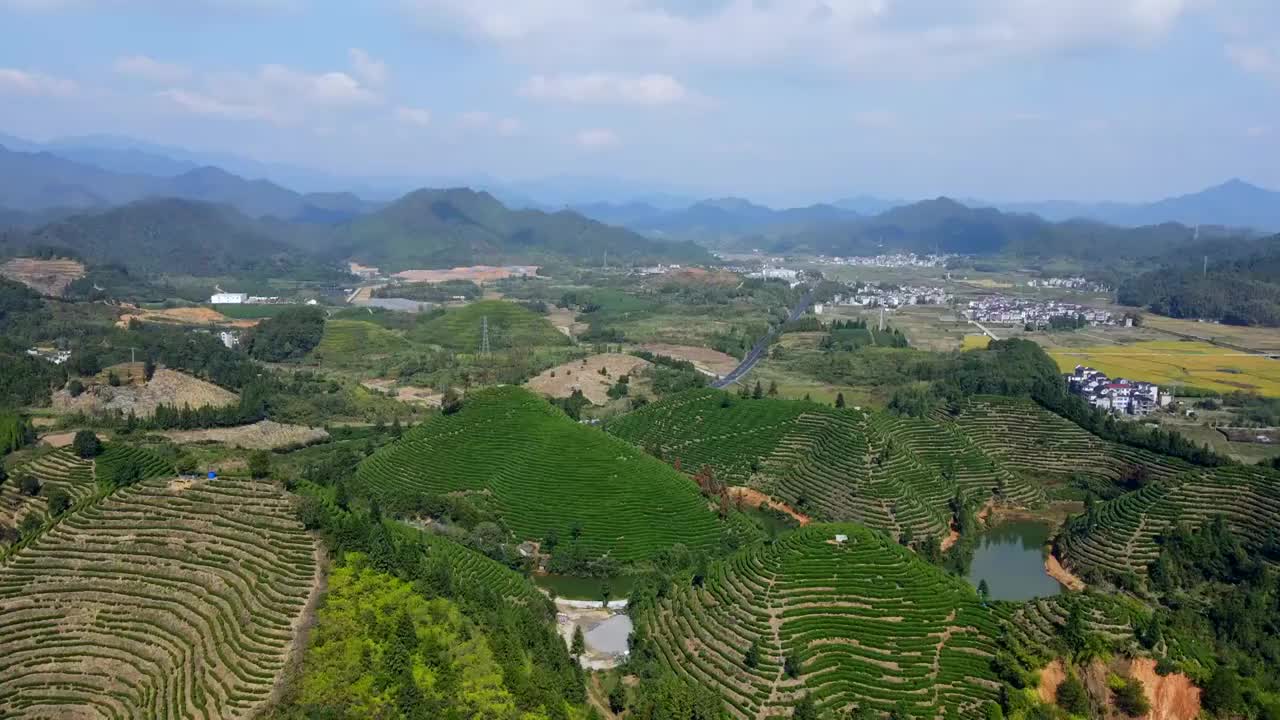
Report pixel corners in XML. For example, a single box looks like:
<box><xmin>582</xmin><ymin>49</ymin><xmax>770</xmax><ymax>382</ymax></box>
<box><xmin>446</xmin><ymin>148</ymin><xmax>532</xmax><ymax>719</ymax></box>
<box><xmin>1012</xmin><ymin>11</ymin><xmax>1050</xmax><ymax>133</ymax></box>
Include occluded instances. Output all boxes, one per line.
<box><xmin>712</xmin><ymin>290</ymin><xmax>814</xmax><ymax>389</ymax></box>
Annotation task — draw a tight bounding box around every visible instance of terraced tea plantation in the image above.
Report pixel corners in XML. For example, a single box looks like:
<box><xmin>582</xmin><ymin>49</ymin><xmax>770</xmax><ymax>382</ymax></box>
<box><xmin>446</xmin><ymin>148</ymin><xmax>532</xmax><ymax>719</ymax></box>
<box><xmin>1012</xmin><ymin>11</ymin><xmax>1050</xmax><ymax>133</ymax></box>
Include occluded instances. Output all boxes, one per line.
<box><xmin>0</xmin><ymin>449</ymin><xmax>95</xmax><ymax>531</ymax></box>
<box><xmin>358</xmin><ymin>386</ymin><xmax>720</xmax><ymax>561</ymax></box>
<box><xmin>607</xmin><ymin>390</ymin><xmax>1045</xmax><ymax>541</ymax></box>
<box><xmin>314</xmin><ymin>318</ymin><xmax>410</xmax><ymax>360</ymax></box>
<box><xmin>638</xmin><ymin>523</ymin><xmax>1003</xmax><ymax>719</ymax></box>
<box><xmin>0</xmin><ymin>476</ymin><xmax>317</xmax><ymax>719</ymax></box>
<box><xmin>949</xmin><ymin>396</ymin><xmax>1189</xmax><ymax>485</ymax></box>
<box><xmin>410</xmin><ymin>300</ymin><xmax>570</xmax><ymax>351</ymax></box>
<box><xmin>1059</xmin><ymin>465</ymin><xmax>1280</xmax><ymax>579</ymax></box>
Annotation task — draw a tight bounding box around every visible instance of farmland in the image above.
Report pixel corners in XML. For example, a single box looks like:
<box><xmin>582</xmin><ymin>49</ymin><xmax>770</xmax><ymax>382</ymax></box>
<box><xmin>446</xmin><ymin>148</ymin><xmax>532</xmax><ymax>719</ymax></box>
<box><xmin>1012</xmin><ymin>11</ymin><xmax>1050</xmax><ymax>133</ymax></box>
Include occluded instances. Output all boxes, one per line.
<box><xmin>313</xmin><ymin>319</ymin><xmax>409</xmax><ymax>361</ymax></box>
<box><xmin>524</xmin><ymin>353</ymin><xmax>652</xmax><ymax>405</ymax></box>
<box><xmin>0</xmin><ymin>257</ymin><xmax>85</xmax><ymax>297</ymax></box>
<box><xmin>357</xmin><ymin>386</ymin><xmax>720</xmax><ymax>562</ymax></box>
<box><xmin>52</xmin><ymin>367</ymin><xmax>239</xmax><ymax>418</ymax></box>
<box><xmin>0</xmin><ymin>475</ymin><xmax>316</xmax><ymax>719</ymax></box>
<box><xmin>1058</xmin><ymin>465</ymin><xmax>1280</xmax><ymax>581</ymax></box>
<box><xmin>1049</xmin><ymin>340</ymin><xmax>1280</xmax><ymax>396</ymax></box>
<box><xmin>635</xmin><ymin>523</ymin><xmax>1004</xmax><ymax>719</ymax></box>
<box><xmin>161</xmin><ymin>420</ymin><xmax>329</xmax><ymax>450</ymax></box>
<box><xmin>410</xmin><ymin>299</ymin><xmax>570</xmax><ymax>351</ymax></box>
<box><xmin>606</xmin><ymin>389</ymin><xmax>1046</xmax><ymax>540</ymax></box>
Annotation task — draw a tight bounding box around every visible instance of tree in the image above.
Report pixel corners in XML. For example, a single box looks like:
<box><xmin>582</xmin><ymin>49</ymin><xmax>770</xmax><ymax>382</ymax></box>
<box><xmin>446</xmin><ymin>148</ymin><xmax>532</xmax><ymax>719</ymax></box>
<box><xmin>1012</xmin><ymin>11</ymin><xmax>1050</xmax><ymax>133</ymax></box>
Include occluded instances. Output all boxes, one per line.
<box><xmin>0</xmin><ymin>465</ymin><xmax>6</xmax><ymax>488</ymax></box>
<box><xmin>571</xmin><ymin>625</ymin><xmax>586</xmax><ymax>657</ymax></box>
<box><xmin>18</xmin><ymin>511</ymin><xmax>43</xmax><ymax>538</ymax></box>
<box><xmin>1055</xmin><ymin>674</ymin><xmax>1089</xmax><ymax>715</ymax></box>
<box><xmin>175</xmin><ymin>454</ymin><xmax>197</xmax><ymax>476</ymax></box>
<box><xmin>768</xmin><ymin>380</ymin><xmax>779</xmax><ymax>397</ymax></box>
<box><xmin>334</xmin><ymin>480</ymin><xmax>350</xmax><ymax>510</ymax></box>
<box><xmin>143</xmin><ymin>358</ymin><xmax>156</xmax><ymax>381</ymax></box>
<box><xmin>784</xmin><ymin>652</ymin><xmax>803</xmax><ymax>679</ymax></box>
<box><xmin>71</xmin><ymin>430</ymin><xmax>102</xmax><ymax>459</ymax></box>
<box><xmin>608</xmin><ymin>681</ymin><xmax>627</xmax><ymax>714</ymax></box>
<box><xmin>441</xmin><ymin>388</ymin><xmax>463</xmax><ymax>415</ymax></box>
<box><xmin>835</xmin><ymin>392</ymin><xmax>846</xmax><ymax>409</ymax></box>
<box><xmin>46</xmin><ymin>488</ymin><xmax>71</xmax><ymax>517</ymax></box>
<box><xmin>793</xmin><ymin>693</ymin><xmax>819</xmax><ymax>720</ymax></box>
<box><xmin>1112</xmin><ymin>676</ymin><xmax>1150</xmax><ymax>717</ymax></box>
<box><xmin>18</xmin><ymin>474</ymin><xmax>40</xmax><ymax>497</ymax></box>
<box><xmin>744</xmin><ymin>639</ymin><xmax>762</xmax><ymax>669</ymax></box>
<box><xmin>1202</xmin><ymin>665</ymin><xmax>1243</xmax><ymax>716</ymax></box>
<box><xmin>977</xmin><ymin>579</ymin><xmax>990</xmax><ymax>603</ymax></box>
<box><xmin>67</xmin><ymin>378</ymin><xmax>84</xmax><ymax>397</ymax></box>
<box><xmin>248</xmin><ymin>450</ymin><xmax>272</xmax><ymax>479</ymax></box>
<box><xmin>752</xmin><ymin>381</ymin><xmax>764</xmax><ymax>399</ymax></box>
<box><xmin>601</xmin><ymin>581</ymin><xmax>613</xmax><ymax>608</ymax></box>
<box><xmin>107</xmin><ymin>370</ymin><xmax>121</xmax><ymax>387</ymax></box>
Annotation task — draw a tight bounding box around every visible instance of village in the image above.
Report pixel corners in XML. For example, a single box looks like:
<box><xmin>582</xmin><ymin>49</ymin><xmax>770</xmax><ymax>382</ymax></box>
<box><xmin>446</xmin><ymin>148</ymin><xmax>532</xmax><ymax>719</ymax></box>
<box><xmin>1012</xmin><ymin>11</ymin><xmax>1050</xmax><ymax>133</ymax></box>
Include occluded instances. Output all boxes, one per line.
<box><xmin>964</xmin><ymin>295</ymin><xmax>1125</xmax><ymax>329</ymax></box>
<box><xmin>1027</xmin><ymin>276</ymin><xmax>1111</xmax><ymax>292</ymax></box>
<box><xmin>827</xmin><ymin>282</ymin><xmax>950</xmax><ymax>308</ymax></box>
<box><xmin>815</xmin><ymin>252</ymin><xmax>955</xmax><ymax>268</ymax></box>
<box><xmin>1067</xmin><ymin>365</ymin><xmax>1173</xmax><ymax>416</ymax></box>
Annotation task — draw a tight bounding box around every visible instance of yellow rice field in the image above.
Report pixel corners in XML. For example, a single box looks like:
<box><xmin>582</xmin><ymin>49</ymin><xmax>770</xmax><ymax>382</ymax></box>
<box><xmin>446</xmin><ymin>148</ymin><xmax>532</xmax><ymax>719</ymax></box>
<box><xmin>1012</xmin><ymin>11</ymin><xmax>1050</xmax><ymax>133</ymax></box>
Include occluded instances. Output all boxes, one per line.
<box><xmin>962</xmin><ymin>334</ymin><xmax>992</xmax><ymax>350</ymax></box>
<box><xmin>1050</xmin><ymin>340</ymin><xmax>1280</xmax><ymax>397</ymax></box>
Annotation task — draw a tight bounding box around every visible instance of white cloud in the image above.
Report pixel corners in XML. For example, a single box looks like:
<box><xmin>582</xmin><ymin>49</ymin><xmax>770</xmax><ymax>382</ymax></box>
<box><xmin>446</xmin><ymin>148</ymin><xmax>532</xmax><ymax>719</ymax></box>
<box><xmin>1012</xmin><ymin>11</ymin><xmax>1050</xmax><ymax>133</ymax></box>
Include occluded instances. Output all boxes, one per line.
<box><xmin>401</xmin><ymin>0</ymin><xmax>1203</xmax><ymax>73</ymax></box>
<box><xmin>396</xmin><ymin>106</ymin><xmax>432</xmax><ymax>126</ymax></box>
<box><xmin>0</xmin><ymin>68</ymin><xmax>78</xmax><ymax>97</ymax></box>
<box><xmin>1</xmin><ymin>0</ymin><xmax>300</xmax><ymax>12</ymax></box>
<box><xmin>113</xmin><ymin>54</ymin><xmax>190</xmax><ymax>83</ymax></box>
<box><xmin>158</xmin><ymin>61</ymin><xmax>380</xmax><ymax>125</ymax></box>
<box><xmin>458</xmin><ymin>111</ymin><xmax>521</xmax><ymax>135</ymax></box>
<box><xmin>576</xmin><ymin>128</ymin><xmax>619</xmax><ymax>149</ymax></box>
<box><xmin>520</xmin><ymin>72</ymin><xmax>698</xmax><ymax>106</ymax></box>
<box><xmin>1226</xmin><ymin>44</ymin><xmax>1279</xmax><ymax>76</ymax></box>
<box><xmin>156</xmin><ymin>88</ymin><xmax>280</xmax><ymax>122</ymax></box>
<box><xmin>1246</xmin><ymin>125</ymin><xmax>1271</xmax><ymax>138</ymax></box>
<box><xmin>349</xmin><ymin>48</ymin><xmax>389</xmax><ymax>88</ymax></box>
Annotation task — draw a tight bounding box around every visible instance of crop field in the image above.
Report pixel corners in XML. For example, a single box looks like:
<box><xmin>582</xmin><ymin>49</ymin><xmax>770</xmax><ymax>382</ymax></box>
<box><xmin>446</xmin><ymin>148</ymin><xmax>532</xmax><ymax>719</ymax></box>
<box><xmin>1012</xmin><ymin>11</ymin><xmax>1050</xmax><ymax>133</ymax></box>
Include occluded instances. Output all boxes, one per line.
<box><xmin>313</xmin><ymin>319</ymin><xmax>409</xmax><ymax>361</ymax></box>
<box><xmin>357</xmin><ymin>386</ymin><xmax>719</xmax><ymax>562</ymax></box>
<box><xmin>524</xmin><ymin>353</ymin><xmax>652</xmax><ymax>405</ymax></box>
<box><xmin>1049</xmin><ymin>340</ymin><xmax>1280</xmax><ymax>396</ymax></box>
<box><xmin>638</xmin><ymin>523</ymin><xmax>1003</xmax><ymax>719</ymax></box>
<box><xmin>410</xmin><ymin>300</ymin><xmax>570</xmax><ymax>351</ymax></box>
<box><xmin>0</xmin><ymin>475</ymin><xmax>317</xmax><ymax>719</ymax></box>
<box><xmin>1142</xmin><ymin>315</ymin><xmax>1280</xmax><ymax>354</ymax></box>
<box><xmin>950</xmin><ymin>396</ymin><xmax>1190</xmax><ymax>486</ymax></box>
<box><xmin>606</xmin><ymin>390</ymin><xmax>1045</xmax><ymax>541</ymax></box>
<box><xmin>0</xmin><ymin>257</ymin><xmax>86</xmax><ymax>297</ymax></box>
<box><xmin>1058</xmin><ymin>465</ymin><xmax>1280</xmax><ymax>579</ymax></box>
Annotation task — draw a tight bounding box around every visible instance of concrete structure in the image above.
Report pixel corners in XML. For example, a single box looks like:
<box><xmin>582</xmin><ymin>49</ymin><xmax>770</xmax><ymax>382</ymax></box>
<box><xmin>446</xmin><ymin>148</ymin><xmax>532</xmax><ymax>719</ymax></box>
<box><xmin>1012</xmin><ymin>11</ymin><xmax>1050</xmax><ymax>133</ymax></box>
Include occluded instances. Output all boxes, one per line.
<box><xmin>1068</xmin><ymin>365</ymin><xmax>1172</xmax><ymax>417</ymax></box>
<box><xmin>210</xmin><ymin>293</ymin><xmax>248</xmax><ymax>304</ymax></box>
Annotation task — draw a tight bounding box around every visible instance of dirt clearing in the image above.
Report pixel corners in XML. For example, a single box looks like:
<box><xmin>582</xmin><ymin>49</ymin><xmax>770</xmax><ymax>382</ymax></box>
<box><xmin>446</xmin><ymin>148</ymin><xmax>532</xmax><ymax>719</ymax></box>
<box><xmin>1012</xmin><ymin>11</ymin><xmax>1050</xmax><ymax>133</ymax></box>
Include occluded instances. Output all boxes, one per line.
<box><xmin>116</xmin><ymin>305</ymin><xmax>257</xmax><ymax>328</ymax></box>
<box><xmin>162</xmin><ymin>421</ymin><xmax>329</xmax><ymax>450</ymax></box>
<box><xmin>639</xmin><ymin>344</ymin><xmax>740</xmax><ymax>376</ymax></box>
<box><xmin>393</xmin><ymin>265</ymin><xmax>539</xmax><ymax>284</ymax></box>
<box><xmin>0</xmin><ymin>257</ymin><xmax>86</xmax><ymax>297</ymax></box>
<box><xmin>525</xmin><ymin>354</ymin><xmax>651</xmax><ymax>405</ymax></box>
<box><xmin>727</xmin><ymin>486</ymin><xmax>811</xmax><ymax>525</ymax></box>
<box><xmin>53</xmin><ymin>368</ymin><xmax>239</xmax><ymax>418</ymax></box>
<box><xmin>547</xmin><ymin>307</ymin><xmax>588</xmax><ymax>338</ymax></box>
<box><xmin>361</xmin><ymin>379</ymin><xmax>443</xmax><ymax>407</ymax></box>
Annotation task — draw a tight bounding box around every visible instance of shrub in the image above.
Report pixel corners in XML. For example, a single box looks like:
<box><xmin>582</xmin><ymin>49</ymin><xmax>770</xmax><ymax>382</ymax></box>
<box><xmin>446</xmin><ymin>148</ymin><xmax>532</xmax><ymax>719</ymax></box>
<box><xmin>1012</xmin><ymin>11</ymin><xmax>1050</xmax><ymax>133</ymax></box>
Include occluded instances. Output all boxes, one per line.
<box><xmin>1056</xmin><ymin>674</ymin><xmax>1089</xmax><ymax>715</ymax></box>
<box><xmin>18</xmin><ymin>474</ymin><xmax>41</xmax><ymax>497</ymax></box>
<box><xmin>248</xmin><ymin>450</ymin><xmax>272</xmax><ymax>479</ymax></box>
<box><xmin>71</xmin><ymin>430</ymin><xmax>102</xmax><ymax>459</ymax></box>
<box><xmin>46</xmin><ymin>488</ymin><xmax>71</xmax><ymax>517</ymax></box>
<box><xmin>67</xmin><ymin>379</ymin><xmax>84</xmax><ymax>397</ymax></box>
<box><xmin>1111</xmin><ymin>676</ymin><xmax>1150</xmax><ymax>717</ymax></box>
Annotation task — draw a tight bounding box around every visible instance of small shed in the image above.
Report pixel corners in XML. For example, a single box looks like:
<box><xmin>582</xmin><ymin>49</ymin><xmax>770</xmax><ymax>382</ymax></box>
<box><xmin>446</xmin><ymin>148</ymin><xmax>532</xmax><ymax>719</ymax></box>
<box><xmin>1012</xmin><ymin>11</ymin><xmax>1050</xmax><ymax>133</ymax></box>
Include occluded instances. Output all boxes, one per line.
<box><xmin>833</xmin><ymin>534</ymin><xmax>848</xmax><ymax>544</ymax></box>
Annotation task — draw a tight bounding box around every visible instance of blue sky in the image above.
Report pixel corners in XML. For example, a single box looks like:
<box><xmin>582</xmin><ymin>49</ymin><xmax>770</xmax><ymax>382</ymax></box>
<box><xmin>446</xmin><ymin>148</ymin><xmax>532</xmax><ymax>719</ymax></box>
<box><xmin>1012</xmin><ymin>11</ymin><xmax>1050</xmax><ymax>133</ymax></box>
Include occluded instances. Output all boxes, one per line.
<box><xmin>0</xmin><ymin>0</ymin><xmax>1277</xmax><ymax>205</ymax></box>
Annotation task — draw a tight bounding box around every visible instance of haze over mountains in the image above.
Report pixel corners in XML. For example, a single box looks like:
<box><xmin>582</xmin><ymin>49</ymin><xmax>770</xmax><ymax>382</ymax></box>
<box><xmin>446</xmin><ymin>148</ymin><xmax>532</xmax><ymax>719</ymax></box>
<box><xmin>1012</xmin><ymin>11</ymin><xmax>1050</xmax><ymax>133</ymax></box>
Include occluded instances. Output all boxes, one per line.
<box><xmin>0</xmin><ymin>131</ymin><xmax>1277</xmax><ymax>281</ymax></box>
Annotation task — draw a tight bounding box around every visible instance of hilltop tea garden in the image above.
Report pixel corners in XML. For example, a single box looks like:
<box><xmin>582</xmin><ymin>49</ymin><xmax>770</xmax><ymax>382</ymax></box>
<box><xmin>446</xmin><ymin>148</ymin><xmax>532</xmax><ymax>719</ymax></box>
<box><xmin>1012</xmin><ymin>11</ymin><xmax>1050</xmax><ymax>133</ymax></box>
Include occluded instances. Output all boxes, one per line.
<box><xmin>1</xmin><ymin>264</ymin><xmax>1279</xmax><ymax>720</ymax></box>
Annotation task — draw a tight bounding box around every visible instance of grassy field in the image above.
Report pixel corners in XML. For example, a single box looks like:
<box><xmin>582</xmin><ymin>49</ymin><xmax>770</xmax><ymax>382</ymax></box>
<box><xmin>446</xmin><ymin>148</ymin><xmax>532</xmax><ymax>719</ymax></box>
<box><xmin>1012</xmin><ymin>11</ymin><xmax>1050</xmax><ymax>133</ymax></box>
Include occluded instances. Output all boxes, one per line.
<box><xmin>1049</xmin><ymin>340</ymin><xmax>1280</xmax><ymax>396</ymax></box>
<box><xmin>212</xmin><ymin>303</ymin><xmax>309</xmax><ymax>319</ymax></box>
<box><xmin>357</xmin><ymin>386</ymin><xmax>720</xmax><ymax>562</ymax></box>
<box><xmin>1142</xmin><ymin>315</ymin><xmax>1280</xmax><ymax>354</ymax></box>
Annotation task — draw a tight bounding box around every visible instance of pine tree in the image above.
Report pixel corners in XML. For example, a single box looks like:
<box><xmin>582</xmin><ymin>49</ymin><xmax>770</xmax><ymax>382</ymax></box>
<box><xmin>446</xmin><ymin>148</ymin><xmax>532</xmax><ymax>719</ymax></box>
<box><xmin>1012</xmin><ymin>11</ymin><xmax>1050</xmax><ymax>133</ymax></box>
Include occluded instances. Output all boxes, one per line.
<box><xmin>768</xmin><ymin>381</ymin><xmax>779</xmax><ymax>397</ymax></box>
<box><xmin>571</xmin><ymin>625</ymin><xmax>585</xmax><ymax>657</ymax></box>
<box><xmin>752</xmin><ymin>381</ymin><xmax>764</xmax><ymax>399</ymax></box>
<box><xmin>835</xmin><ymin>392</ymin><xmax>846</xmax><ymax>409</ymax></box>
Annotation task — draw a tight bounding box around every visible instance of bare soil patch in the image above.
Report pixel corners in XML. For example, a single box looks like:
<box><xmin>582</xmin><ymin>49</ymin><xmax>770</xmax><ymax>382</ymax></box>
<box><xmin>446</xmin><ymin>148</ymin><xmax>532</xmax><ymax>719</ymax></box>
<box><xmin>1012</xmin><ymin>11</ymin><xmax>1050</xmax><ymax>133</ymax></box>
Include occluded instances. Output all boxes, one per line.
<box><xmin>53</xmin><ymin>368</ymin><xmax>238</xmax><ymax>418</ymax></box>
<box><xmin>361</xmin><ymin>379</ymin><xmax>443</xmax><ymax>407</ymax></box>
<box><xmin>393</xmin><ymin>265</ymin><xmax>539</xmax><ymax>284</ymax></box>
<box><xmin>1037</xmin><ymin>659</ymin><xmax>1066</xmax><ymax>705</ymax></box>
<box><xmin>1046</xmin><ymin>553</ymin><xmax>1086</xmax><ymax>591</ymax></box>
<box><xmin>1126</xmin><ymin>658</ymin><xmax>1200</xmax><ymax>720</ymax></box>
<box><xmin>0</xmin><ymin>257</ymin><xmax>85</xmax><ymax>296</ymax></box>
<box><xmin>525</xmin><ymin>354</ymin><xmax>652</xmax><ymax>405</ymax></box>
<box><xmin>116</xmin><ymin>304</ymin><xmax>257</xmax><ymax>328</ymax></box>
<box><xmin>162</xmin><ymin>421</ymin><xmax>329</xmax><ymax>450</ymax></box>
<box><xmin>728</xmin><ymin>486</ymin><xmax>811</xmax><ymax>525</ymax></box>
<box><xmin>547</xmin><ymin>307</ymin><xmax>588</xmax><ymax>338</ymax></box>
<box><xmin>39</xmin><ymin>431</ymin><xmax>77</xmax><ymax>448</ymax></box>
<box><xmin>660</xmin><ymin>268</ymin><xmax>741</xmax><ymax>287</ymax></box>
<box><xmin>639</xmin><ymin>344</ymin><xmax>740</xmax><ymax>376</ymax></box>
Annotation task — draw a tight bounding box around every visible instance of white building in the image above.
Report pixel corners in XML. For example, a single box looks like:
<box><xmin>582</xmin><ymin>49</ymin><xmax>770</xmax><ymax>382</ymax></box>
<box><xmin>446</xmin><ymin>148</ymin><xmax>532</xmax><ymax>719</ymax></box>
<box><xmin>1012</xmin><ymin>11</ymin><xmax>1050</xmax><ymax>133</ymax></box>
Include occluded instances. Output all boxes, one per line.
<box><xmin>210</xmin><ymin>293</ymin><xmax>248</xmax><ymax>304</ymax></box>
<box><xmin>218</xmin><ymin>331</ymin><xmax>240</xmax><ymax>349</ymax></box>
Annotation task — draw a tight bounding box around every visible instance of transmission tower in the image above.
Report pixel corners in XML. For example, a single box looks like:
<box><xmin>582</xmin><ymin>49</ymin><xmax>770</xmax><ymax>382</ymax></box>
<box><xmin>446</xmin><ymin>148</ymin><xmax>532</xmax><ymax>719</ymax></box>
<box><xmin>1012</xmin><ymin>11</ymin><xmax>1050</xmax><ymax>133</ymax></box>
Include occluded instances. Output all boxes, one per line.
<box><xmin>480</xmin><ymin>316</ymin><xmax>491</xmax><ymax>356</ymax></box>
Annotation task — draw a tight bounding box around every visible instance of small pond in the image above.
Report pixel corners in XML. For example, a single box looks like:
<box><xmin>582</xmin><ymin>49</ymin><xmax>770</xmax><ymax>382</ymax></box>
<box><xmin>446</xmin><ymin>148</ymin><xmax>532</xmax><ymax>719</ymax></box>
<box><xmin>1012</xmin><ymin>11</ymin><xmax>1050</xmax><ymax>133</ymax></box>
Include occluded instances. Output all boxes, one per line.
<box><xmin>585</xmin><ymin>615</ymin><xmax>633</xmax><ymax>656</ymax></box>
<box><xmin>966</xmin><ymin>520</ymin><xmax>1064</xmax><ymax>602</ymax></box>
<box><xmin>533</xmin><ymin>574</ymin><xmax>636</xmax><ymax>601</ymax></box>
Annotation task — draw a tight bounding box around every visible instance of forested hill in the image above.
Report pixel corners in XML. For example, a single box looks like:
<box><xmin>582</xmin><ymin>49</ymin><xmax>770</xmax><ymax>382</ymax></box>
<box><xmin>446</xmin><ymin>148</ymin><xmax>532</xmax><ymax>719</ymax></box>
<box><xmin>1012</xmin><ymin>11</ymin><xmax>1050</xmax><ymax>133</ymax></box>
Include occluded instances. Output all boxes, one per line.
<box><xmin>0</xmin><ymin>198</ymin><xmax>344</xmax><ymax>279</ymax></box>
<box><xmin>333</xmin><ymin>187</ymin><xmax>714</xmax><ymax>270</ymax></box>
<box><xmin>1118</xmin><ymin>234</ymin><xmax>1280</xmax><ymax>326</ymax></box>
<box><xmin>766</xmin><ymin>197</ymin><xmax>1223</xmax><ymax>259</ymax></box>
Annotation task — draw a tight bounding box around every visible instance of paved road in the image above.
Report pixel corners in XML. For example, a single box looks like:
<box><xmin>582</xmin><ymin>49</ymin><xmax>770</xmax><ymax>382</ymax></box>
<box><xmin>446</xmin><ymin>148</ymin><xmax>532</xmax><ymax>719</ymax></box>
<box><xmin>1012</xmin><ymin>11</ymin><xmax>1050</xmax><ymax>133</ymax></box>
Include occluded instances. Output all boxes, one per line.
<box><xmin>712</xmin><ymin>291</ymin><xmax>814</xmax><ymax>389</ymax></box>
<box><xmin>969</xmin><ymin>319</ymin><xmax>1001</xmax><ymax>341</ymax></box>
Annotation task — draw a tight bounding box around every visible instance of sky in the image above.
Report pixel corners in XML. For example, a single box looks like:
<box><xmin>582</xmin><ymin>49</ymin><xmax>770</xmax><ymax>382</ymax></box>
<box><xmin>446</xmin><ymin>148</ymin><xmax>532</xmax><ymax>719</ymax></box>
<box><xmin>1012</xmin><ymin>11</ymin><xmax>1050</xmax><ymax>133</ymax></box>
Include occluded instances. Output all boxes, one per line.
<box><xmin>0</xmin><ymin>0</ymin><xmax>1277</xmax><ymax>206</ymax></box>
